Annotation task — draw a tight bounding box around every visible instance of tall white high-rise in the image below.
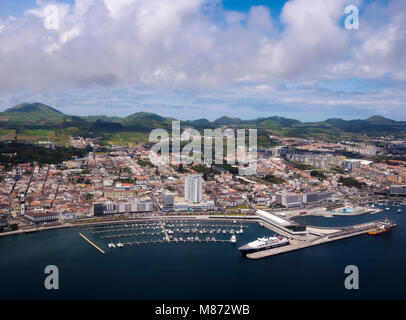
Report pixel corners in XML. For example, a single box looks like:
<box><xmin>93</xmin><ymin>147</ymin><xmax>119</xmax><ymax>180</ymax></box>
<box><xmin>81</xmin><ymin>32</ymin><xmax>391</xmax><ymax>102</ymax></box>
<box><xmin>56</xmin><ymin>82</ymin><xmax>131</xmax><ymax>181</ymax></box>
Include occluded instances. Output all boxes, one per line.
<box><xmin>184</xmin><ymin>174</ymin><xmax>203</xmax><ymax>203</ymax></box>
<box><xmin>20</xmin><ymin>194</ymin><xmax>25</xmax><ymax>216</ymax></box>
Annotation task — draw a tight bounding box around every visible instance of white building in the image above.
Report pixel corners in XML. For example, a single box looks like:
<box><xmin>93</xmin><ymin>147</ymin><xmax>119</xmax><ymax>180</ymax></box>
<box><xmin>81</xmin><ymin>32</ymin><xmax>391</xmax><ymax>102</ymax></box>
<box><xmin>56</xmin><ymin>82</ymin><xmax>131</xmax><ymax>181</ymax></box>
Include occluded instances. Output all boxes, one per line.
<box><xmin>275</xmin><ymin>193</ymin><xmax>302</xmax><ymax>208</ymax></box>
<box><xmin>390</xmin><ymin>185</ymin><xmax>406</xmax><ymax>196</ymax></box>
<box><xmin>184</xmin><ymin>174</ymin><xmax>203</xmax><ymax>203</ymax></box>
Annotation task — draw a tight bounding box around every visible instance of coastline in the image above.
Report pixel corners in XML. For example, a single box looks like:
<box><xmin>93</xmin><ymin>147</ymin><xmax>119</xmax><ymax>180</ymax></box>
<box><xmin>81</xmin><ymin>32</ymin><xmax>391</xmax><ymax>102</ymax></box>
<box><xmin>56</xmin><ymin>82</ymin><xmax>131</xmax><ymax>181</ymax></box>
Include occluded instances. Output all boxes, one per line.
<box><xmin>0</xmin><ymin>214</ymin><xmax>259</xmax><ymax>239</ymax></box>
<box><xmin>0</xmin><ymin>205</ymin><xmax>386</xmax><ymax>240</ymax></box>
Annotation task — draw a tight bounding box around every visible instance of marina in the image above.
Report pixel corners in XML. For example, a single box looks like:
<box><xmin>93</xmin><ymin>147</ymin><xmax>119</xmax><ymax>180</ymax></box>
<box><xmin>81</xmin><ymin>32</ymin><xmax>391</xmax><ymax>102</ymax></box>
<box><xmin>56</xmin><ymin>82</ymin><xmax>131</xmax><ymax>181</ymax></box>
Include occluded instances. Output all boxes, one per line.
<box><xmin>77</xmin><ymin>206</ymin><xmax>395</xmax><ymax>259</ymax></box>
<box><xmin>81</xmin><ymin>219</ymin><xmax>254</xmax><ymax>251</ymax></box>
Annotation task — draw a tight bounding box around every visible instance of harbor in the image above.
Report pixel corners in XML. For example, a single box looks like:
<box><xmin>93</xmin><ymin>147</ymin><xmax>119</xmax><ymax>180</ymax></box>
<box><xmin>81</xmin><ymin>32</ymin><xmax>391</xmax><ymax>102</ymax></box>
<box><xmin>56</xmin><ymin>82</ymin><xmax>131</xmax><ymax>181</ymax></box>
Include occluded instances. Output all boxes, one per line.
<box><xmin>77</xmin><ymin>206</ymin><xmax>396</xmax><ymax>260</ymax></box>
<box><xmin>241</xmin><ymin>208</ymin><xmax>397</xmax><ymax>259</ymax></box>
<box><xmin>1</xmin><ymin>203</ymin><xmax>405</xmax><ymax>300</ymax></box>
<box><xmin>82</xmin><ymin>218</ymin><xmax>253</xmax><ymax>251</ymax></box>
<box><xmin>246</xmin><ymin>219</ymin><xmax>396</xmax><ymax>259</ymax></box>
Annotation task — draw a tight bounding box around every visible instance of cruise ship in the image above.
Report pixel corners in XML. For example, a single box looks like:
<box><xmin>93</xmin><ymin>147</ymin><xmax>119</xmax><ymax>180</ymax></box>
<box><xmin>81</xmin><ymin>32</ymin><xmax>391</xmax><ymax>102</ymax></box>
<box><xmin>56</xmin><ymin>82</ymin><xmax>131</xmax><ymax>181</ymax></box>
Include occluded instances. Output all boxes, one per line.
<box><xmin>238</xmin><ymin>235</ymin><xmax>289</xmax><ymax>254</ymax></box>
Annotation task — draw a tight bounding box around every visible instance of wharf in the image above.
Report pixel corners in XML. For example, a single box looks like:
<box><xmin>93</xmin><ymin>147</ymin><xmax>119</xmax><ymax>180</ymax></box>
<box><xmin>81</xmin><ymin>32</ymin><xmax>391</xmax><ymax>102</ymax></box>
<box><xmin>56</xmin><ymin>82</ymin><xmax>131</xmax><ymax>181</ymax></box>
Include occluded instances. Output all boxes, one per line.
<box><xmin>100</xmin><ymin>231</ymin><xmax>162</xmax><ymax>239</ymax></box>
<box><xmin>160</xmin><ymin>220</ymin><xmax>171</xmax><ymax>242</ymax></box>
<box><xmin>114</xmin><ymin>238</ymin><xmax>233</xmax><ymax>247</ymax></box>
<box><xmin>247</xmin><ymin>220</ymin><xmax>396</xmax><ymax>259</ymax></box>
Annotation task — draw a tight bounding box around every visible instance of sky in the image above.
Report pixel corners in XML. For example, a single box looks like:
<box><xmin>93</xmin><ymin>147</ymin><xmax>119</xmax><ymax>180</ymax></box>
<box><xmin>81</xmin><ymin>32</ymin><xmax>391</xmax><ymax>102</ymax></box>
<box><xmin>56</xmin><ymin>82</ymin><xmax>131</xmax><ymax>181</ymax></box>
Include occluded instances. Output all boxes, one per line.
<box><xmin>0</xmin><ymin>0</ymin><xmax>405</xmax><ymax>122</ymax></box>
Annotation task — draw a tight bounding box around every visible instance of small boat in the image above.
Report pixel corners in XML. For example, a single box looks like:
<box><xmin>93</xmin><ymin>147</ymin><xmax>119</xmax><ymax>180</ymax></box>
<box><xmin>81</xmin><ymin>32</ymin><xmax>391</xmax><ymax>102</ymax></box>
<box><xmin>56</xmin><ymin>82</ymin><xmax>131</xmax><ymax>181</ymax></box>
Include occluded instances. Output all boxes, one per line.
<box><xmin>397</xmin><ymin>209</ymin><xmax>402</xmax><ymax>213</ymax></box>
<box><xmin>108</xmin><ymin>243</ymin><xmax>116</xmax><ymax>248</ymax></box>
<box><xmin>230</xmin><ymin>235</ymin><xmax>237</xmax><ymax>244</ymax></box>
<box><xmin>386</xmin><ymin>207</ymin><xmax>390</xmax><ymax>210</ymax></box>
<box><xmin>116</xmin><ymin>243</ymin><xmax>124</xmax><ymax>248</ymax></box>
<box><xmin>368</xmin><ymin>224</ymin><xmax>393</xmax><ymax>235</ymax></box>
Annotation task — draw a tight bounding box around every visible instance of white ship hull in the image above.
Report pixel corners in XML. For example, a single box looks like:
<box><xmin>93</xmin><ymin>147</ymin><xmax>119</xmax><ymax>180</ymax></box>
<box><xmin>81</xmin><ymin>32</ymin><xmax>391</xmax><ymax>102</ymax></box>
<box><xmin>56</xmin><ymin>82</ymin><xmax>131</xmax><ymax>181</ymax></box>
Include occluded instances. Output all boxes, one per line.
<box><xmin>238</xmin><ymin>236</ymin><xmax>289</xmax><ymax>254</ymax></box>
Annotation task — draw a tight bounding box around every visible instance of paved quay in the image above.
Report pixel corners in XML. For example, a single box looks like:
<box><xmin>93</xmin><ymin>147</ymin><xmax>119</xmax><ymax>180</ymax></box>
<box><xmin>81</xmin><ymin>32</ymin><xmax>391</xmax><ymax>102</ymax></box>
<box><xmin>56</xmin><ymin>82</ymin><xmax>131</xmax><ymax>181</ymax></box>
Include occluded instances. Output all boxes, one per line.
<box><xmin>246</xmin><ymin>220</ymin><xmax>395</xmax><ymax>259</ymax></box>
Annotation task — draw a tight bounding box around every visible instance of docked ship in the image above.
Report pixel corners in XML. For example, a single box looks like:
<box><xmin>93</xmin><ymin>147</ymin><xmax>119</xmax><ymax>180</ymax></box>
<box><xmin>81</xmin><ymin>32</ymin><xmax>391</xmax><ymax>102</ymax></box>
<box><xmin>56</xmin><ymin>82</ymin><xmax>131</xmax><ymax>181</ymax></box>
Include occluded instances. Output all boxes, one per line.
<box><xmin>238</xmin><ymin>235</ymin><xmax>289</xmax><ymax>254</ymax></box>
<box><xmin>368</xmin><ymin>219</ymin><xmax>395</xmax><ymax>235</ymax></box>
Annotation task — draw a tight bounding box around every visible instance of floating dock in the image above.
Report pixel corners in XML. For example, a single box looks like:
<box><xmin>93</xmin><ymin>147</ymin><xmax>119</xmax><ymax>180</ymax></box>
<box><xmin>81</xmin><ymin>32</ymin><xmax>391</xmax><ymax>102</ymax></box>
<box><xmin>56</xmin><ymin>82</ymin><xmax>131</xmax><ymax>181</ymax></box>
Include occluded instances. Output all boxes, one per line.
<box><xmin>79</xmin><ymin>233</ymin><xmax>105</xmax><ymax>254</ymax></box>
<box><xmin>114</xmin><ymin>238</ymin><xmax>233</xmax><ymax>247</ymax></box>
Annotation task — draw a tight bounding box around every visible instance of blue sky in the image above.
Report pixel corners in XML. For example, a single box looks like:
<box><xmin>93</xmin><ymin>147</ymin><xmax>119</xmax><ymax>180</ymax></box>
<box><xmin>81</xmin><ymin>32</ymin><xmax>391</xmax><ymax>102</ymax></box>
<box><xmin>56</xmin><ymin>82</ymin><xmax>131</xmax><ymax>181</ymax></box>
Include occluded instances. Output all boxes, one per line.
<box><xmin>1</xmin><ymin>0</ymin><xmax>287</xmax><ymax>19</ymax></box>
<box><xmin>0</xmin><ymin>0</ymin><xmax>69</xmax><ymax>19</ymax></box>
<box><xmin>222</xmin><ymin>0</ymin><xmax>285</xmax><ymax>17</ymax></box>
<box><xmin>0</xmin><ymin>0</ymin><xmax>405</xmax><ymax>121</ymax></box>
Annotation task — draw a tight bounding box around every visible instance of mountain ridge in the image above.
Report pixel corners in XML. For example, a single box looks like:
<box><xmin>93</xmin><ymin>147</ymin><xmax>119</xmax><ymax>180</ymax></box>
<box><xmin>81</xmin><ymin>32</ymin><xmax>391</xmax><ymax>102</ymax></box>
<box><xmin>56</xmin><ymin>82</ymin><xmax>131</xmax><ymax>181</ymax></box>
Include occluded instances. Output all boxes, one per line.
<box><xmin>1</xmin><ymin>103</ymin><xmax>403</xmax><ymax>125</ymax></box>
<box><xmin>1</xmin><ymin>103</ymin><xmax>405</xmax><ymax>145</ymax></box>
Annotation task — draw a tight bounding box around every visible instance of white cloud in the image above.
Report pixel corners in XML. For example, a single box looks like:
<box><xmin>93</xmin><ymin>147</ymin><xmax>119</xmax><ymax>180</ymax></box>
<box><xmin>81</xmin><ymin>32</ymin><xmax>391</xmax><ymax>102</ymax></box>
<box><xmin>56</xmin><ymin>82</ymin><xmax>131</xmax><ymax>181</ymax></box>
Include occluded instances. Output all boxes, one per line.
<box><xmin>0</xmin><ymin>0</ymin><xmax>405</xmax><ymax>119</ymax></box>
<box><xmin>0</xmin><ymin>0</ymin><xmax>350</xmax><ymax>90</ymax></box>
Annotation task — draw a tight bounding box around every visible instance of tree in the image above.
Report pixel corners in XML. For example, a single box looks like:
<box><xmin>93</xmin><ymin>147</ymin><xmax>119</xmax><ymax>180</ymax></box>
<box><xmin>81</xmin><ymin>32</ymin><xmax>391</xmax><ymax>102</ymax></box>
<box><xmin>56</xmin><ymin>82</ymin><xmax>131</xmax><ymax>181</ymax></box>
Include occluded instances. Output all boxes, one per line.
<box><xmin>310</xmin><ymin>170</ymin><xmax>326</xmax><ymax>180</ymax></box>
<box><xmin>338</xmin><ymin>176</ymin><xmax>366</xmax><ymax>189</ymax></box>
<box><xmin>85</xmin><ymin>193</ymin><xmax>94</xmax><ymax>200</ymax></box>
<box><xmin>263</xmin><ymin>174</ymin><xmax>285</xmax><ymax>184</ymax></box>
<box><xmin>177</xmin><ymin>164</ymin><xmax>186</xmax><ymax>173</ymax></box>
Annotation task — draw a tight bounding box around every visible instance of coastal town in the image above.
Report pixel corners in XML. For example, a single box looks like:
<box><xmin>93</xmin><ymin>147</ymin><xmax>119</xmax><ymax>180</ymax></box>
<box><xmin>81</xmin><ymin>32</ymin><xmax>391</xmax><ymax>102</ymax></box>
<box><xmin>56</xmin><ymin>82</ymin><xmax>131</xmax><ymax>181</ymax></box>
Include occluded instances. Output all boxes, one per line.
<box><xmin>2</xmin><ymin>0</ymin><xmax>406</xmax><ymax>304</ymax></box>
<box><xmin>1</xmin><ymin>134</ymin><xmax>405</xmax><ymax>236</ymax></box>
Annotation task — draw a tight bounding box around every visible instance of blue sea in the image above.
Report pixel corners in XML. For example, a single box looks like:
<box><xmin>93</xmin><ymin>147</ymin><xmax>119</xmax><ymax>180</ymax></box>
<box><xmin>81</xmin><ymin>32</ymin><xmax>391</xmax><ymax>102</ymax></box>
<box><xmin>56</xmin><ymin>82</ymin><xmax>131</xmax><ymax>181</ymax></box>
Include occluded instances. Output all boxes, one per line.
<box><xmin>0</xmin><ymin>204</ymin><xmax>405</xmax><ymax>300</ymax></box>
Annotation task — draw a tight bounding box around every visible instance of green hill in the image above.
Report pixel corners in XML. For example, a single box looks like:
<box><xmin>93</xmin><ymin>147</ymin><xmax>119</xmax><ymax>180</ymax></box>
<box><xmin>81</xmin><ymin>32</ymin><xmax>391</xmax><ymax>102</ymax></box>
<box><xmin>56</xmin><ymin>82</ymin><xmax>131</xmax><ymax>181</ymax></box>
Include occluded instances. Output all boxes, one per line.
<box><xmin>1</xmin><ymin>102</ymin><xmax>406</xmax><ymax>146</ymax></box>
<box><xmin>2</xmin><ymin>103</ymin><xmax>65</xmax><ymax>120</ymax></box>
<box><xmin>214</xmin><ymin>116</ymin><xmax>243</xmax><ymax>125</ymax></box>
<box><xmin>365</xmin><ymin>115</ymin><xmax>399</xmax><ymax>125</ymax></box>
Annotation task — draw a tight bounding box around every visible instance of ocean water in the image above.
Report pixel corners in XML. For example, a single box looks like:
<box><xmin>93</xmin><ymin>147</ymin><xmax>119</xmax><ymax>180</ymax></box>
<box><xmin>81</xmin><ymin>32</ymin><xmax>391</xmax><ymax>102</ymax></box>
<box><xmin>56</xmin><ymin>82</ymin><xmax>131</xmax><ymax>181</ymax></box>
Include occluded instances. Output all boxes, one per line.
<box><xmin>0</xmin><ymin>205</ymin><xmax>405</xmax><ymax>300</ymax></box>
